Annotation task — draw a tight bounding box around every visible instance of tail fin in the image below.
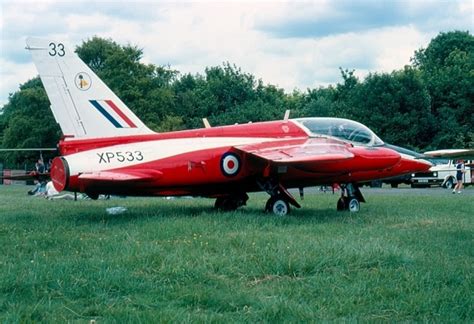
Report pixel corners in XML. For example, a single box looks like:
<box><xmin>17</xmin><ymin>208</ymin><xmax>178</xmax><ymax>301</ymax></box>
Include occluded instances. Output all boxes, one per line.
<box><xmin>26</xmin><ymin>37</ymin><xmax>153</xmax><ymax>139</ymax></box>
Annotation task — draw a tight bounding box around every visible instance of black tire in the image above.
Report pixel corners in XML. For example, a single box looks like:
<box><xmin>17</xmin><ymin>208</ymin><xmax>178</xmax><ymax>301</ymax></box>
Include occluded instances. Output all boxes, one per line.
<box><xmin>214</xmin><ymin>197</ymin><xmax>238</xmax><ymax>211</ymax></box>
<box><xmin>337</xmin><ymin>197</ymin><xmax>347</xmax><ymax>211</ymax></box>
<box><xmin>214</xmin><ymin>197</ymin><xmax>225</xmax><ymax>209</ymax></box>
<box><xmin>390</xmin><ymin>183</ymin><xmax>398</xmax><ymax>188</ymax></box>
<box><xmin>444</xmin><ymin>178</ymin><xmax>454</xmax><ymax>189</ymax></box>
<box><xmin>265</xmin><ymin>198</ymin><xmax>273</xmax><ymax>213</ymax></box>
<box><xmin>87</xmin><ymin>192</ymin><xmax>99</xmax><ymax>200</ymax></box>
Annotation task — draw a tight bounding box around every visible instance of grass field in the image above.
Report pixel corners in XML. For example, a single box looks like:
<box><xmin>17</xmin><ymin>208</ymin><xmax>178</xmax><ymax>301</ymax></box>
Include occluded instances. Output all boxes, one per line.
<box><xmin>0</xmin><ymin>185</ymin><xmax>472</xmax><ymax>322</ymax></box>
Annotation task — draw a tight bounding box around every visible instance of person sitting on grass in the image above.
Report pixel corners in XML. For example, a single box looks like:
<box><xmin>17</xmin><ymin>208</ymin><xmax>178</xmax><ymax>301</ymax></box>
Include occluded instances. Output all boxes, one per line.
<box><xmin>42</xmin><ymin>181</ymin><xmax>76</xmax><ymax>200</ymax></box>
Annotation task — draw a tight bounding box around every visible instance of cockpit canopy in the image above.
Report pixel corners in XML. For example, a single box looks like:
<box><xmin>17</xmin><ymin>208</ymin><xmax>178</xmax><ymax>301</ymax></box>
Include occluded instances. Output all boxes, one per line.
<box><xmin>293</xmin><ymin>117</ymin><xmax>384</xmax><ymax>146</ymax></box>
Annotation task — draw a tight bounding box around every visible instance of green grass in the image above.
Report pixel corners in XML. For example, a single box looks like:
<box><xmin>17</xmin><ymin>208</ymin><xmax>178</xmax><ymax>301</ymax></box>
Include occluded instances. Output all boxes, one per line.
<box><xmin>0</xmin><ymin>185</ymin><xmax>472</xmax><ymax>322</ymax></box>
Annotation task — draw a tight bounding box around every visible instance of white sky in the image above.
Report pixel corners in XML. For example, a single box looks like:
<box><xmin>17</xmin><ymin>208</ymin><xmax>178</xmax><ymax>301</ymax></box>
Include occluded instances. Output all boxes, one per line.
<box><xmin>0</xmin><ymin>0</ymin><xmax>473</xmax><ymax>108</ymax></box>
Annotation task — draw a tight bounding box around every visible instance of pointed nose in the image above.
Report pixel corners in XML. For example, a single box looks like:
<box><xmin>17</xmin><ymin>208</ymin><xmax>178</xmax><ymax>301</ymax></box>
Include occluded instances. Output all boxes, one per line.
<box><xmin>381</xmin><ymin>143</ymin><xmax>432</xmax><ymax>174</ymax></box>
<box><xmin>395</xmin><ymin>156</ymin><xmax>432</xmax><ymax>175</ymax></box>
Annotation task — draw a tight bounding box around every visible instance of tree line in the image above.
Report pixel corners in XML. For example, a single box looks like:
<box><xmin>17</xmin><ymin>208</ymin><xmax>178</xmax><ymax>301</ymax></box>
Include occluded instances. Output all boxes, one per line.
<box><xmin>0</xmin><ymin>31</ymin><xmax>473</xmax><ymax>168</ymax></box>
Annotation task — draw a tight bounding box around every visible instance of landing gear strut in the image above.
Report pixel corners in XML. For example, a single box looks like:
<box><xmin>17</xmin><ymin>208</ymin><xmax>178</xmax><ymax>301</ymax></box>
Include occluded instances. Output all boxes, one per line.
<box><xmin>336</xmin><ymin>183</ymin><xmax>365</xmax><ymax>212</ymax></box>
<box><xmin>259</xmin><ymin>179</ymin><xmax>301</xmax><ymax>216</ymax></box>
<box><xmin>214</xmin><ymin>193</ymin><xmax>249</xmax><ymax>211</ymax></box>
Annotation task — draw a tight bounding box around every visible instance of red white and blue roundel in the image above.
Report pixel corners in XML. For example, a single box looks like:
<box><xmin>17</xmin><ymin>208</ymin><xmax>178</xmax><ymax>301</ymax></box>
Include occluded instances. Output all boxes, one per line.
<box><xmin>220</xmin><ymin>152</ymin><xmax>241</xmax><ymax>177</ymax></box>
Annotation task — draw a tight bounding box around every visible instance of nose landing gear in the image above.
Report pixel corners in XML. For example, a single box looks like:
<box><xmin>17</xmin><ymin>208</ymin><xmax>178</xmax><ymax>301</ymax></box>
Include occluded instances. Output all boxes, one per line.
<box><xmin>336</xmin><ymin>183</ymin><xmax>365</xmax><ymax>212</ymax></box>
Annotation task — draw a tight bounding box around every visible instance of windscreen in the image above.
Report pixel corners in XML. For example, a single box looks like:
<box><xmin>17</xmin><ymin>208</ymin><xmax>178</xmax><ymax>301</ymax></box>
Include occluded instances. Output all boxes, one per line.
<box><xmin>294</xmin><ymin>118</ymin><xmax>384</xmax><ymax>146</ymax></box>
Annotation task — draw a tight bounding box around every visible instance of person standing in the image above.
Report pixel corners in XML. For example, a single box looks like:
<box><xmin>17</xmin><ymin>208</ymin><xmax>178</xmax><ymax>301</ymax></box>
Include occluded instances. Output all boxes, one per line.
<box><xmin>453</xmin><ymin>159</ymin><xmax>465</xmax><ymax>194</ymax></box>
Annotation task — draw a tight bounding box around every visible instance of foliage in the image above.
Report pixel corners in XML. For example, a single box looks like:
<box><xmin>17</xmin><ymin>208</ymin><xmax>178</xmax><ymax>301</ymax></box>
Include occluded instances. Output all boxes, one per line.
<box><xmin>1</xmin><ymin>31</ymin><xmax>473</xmax><ymax>167</ymax></box>
<box><xmin>413</xmin><ymin>31</ymin><xmax>474</xmax><ymax>149</ymax></box>
<box><xmin>0</xmin><ymin>186</ymin><xmax>473</xmax><ymax>321</ymax></box>
<box><xmin>0</xmin><ymin>78</ymin><xmax>59</xmax><ymax>166</ymax></box>
<box><xmin>345</xmin><ymin>67</ymin><xmax>435</xmax><ymax>149</ymax></box>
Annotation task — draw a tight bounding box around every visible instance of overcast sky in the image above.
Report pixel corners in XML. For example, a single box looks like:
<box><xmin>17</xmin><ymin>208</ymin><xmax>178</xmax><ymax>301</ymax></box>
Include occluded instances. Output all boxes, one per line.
<box><xmin>0</xmin><ymin>0</ymin><xmax>472</xmax><ymax>108</ymax></box>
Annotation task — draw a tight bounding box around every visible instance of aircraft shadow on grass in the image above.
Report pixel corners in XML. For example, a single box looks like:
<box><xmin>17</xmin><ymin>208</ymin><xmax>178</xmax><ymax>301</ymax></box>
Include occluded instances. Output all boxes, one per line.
<box><xmin>65</xmin><ymin>201</ymin><xmax>356</xmax><ymax>226</ymax></box>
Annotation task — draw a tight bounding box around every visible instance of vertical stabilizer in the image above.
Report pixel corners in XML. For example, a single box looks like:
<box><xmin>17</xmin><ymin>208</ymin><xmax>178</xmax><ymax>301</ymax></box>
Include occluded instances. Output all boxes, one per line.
<box><xmin>26</xmin><ymin>37</ymin><xmax>154</xmax><ymax>139</ymax></box>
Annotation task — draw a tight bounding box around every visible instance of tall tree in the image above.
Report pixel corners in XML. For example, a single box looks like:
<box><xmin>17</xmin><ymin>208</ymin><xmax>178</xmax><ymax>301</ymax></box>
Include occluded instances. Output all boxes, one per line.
<box><xmin>412</xmin><ymin>31</ymin><xmax>474</xmax><ymax>148</ymax></box>
<box><xmin>0</xmin><ymin>78</ymin><xmax>59</xmax><ymax>166</ymax></box>
<box><xmin>1</xmin><ymin>31</ymin><xmax>473</xmax><ymax>168</ymax></box>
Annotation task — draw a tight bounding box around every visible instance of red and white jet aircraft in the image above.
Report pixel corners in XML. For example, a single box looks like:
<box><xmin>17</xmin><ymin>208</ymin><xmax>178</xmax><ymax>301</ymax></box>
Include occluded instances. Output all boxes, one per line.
<box><xmin>26</xmin><ymin>38</ymin><xmax>431</xmax><ymax>215</ymax></box>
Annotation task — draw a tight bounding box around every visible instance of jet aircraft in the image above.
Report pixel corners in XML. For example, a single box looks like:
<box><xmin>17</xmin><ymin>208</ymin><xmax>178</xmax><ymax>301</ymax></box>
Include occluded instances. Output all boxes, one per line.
<box><xmin>24</xmin><ymin>37</ymin><xmax>431</xmax><ymax>215</ymax></box>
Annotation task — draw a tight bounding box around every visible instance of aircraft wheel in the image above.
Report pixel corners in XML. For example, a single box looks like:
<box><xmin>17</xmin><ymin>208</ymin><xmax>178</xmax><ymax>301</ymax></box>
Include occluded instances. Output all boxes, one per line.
<box><xmin>215</xmin><ymin>194</ymin><xmax>248</xmax><ymax>211</ymax></box>
<box><xmin>337</xmin><ymin>197</ymin><xmax>347</xmax><ymax>211</ymax></box>
<box><xmin>266</xmin><ymin>196</ymin><xmax>290</xmax><ymax>216</ymax></box>
<box><xmin>444</xmin><ymin>178</ymin><xmax>454</xmax><ymax>189</ymax></box>
<box><xmin>86</xmin><ymin>192</ymin><xmax>99</xmax><ymax>200</ymax></box>
<box><xmin>215</xmin><ymin>197</ymin><xmax>225</xmax><ymax>209</ymax></box>
<box><xmin>348</xmin><ymin>198</ymin><xmax>360</xmax><ymax>212</ymax></box>
<box><xmin>215</xmin><ymin>197</ymin><xmax>236</xmax><ymax>211</ymax></box>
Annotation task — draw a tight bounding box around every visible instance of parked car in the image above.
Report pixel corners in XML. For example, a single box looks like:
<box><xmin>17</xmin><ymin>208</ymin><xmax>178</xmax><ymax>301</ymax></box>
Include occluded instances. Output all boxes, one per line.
<box><xmin>411</xmin><ymin>159</ymin><xmax>473</xmax><ymax>188</ymax></box>
<box><xmin>384</xmin><ymin>174</ymin><xmax>413</xmax><ymax>188</ymax></box>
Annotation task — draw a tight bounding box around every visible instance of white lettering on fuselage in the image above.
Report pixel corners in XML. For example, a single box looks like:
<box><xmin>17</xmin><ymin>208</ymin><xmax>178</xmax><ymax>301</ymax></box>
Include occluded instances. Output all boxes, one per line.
<box><xmin>97</xmin><ymin>151</ymin><xmax>144</xmax><ymax>164</ymax></box>
<box><xmin>64</xmin><ymin>137</ymin><xmax>279</xmax><ymax>176</ymax></box>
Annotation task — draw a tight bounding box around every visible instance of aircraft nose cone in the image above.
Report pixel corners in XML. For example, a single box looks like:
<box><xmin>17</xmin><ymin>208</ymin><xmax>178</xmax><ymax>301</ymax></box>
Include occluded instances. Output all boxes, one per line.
<box><xmin>395</xmin><ymin>156</ymin><xmax>432</xmax><ymax>175</ymax></box>
<box><xmin>412</xmin><ymin>158</ymin><xmax>432</xmax><ymax>172</ymax></box>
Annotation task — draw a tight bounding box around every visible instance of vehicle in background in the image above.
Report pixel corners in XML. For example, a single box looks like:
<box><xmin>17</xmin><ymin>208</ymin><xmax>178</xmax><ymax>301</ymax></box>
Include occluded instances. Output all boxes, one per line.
<box><xmin>384</xmin><ymin>174</ymin><xmax>413</xmax><ymax>188</ymax></box>
<box><xmin>411</xmin><ymin>159</ymin><xmax>473</xmax><ymax>188</ymax></box>
<box><xmin>361</xmin><ymin>174</ymin><xmax>412</xmax><ymax>188</ymax></box>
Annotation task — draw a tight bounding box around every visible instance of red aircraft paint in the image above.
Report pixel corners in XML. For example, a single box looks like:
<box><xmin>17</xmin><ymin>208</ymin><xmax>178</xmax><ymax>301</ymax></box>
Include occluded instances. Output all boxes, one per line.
<box><xmin>26</xmin><ymin>37</ymin><xmax>432</xmax><ymax>214</ymax></box>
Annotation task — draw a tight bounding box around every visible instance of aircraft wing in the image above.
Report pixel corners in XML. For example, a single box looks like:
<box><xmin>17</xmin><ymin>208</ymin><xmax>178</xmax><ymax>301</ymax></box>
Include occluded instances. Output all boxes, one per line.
<box><xmin>236</xmin><ymin>139</ymin><xmax>354</xmax><ymax>173</ymax></box>
<box><xmin>423</xmin><ymin>149</ymin><xmax>474</xmax><ymax>159</ymax></box>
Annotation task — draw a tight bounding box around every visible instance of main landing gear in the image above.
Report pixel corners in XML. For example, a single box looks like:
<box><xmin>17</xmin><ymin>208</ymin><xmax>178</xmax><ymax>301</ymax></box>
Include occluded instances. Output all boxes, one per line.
<box><xmin>214</xmin><ymin>193</ymin><xmax>249</xmax><ymax>211</ymax></box>
<box><xmin>265</xmin><ymin>195</ymin><xmax>291</xmax><ymax>216</ymax></box>
<box><xmin>336</xmin><ymin>183</ymin><xmax>365</xmax><ymax>212</ymax></box>
<box><xmin>214</xmin><ymin>182</ymin><xmax>365</xmax><ymax>215</ymax></box>
<box><xmin>260</xmin><ymin>180</ymin><xmax>301</xmax><ymax>216</ymax></box>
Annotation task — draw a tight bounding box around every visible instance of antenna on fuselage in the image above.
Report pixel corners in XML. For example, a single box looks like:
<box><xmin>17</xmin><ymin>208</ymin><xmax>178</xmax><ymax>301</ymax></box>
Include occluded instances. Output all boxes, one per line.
<box><xmin>284</xmin><ymin>110</ymin><xmax>290</xmax><ymax>121</ymax></box>
<box><xmin>202</xmin><ymin>118</ymin><xmax>211</xmax><ymax>128</ymax></box>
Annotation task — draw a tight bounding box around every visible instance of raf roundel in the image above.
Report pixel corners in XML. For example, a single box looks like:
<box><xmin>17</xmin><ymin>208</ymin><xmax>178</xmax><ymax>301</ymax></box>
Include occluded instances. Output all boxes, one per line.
<box><xmin>220</xmin><ymin>152</ymin><xmax>241</xmax><ymax>177</ymax></box>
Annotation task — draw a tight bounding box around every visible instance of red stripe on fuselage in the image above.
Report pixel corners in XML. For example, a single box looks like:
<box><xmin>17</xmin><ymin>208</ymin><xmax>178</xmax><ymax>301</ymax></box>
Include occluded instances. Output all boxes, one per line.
<box><xmin>105</xmin><ymin>100</ymin><xmax>137</xmax><ymax>128</ymax></box>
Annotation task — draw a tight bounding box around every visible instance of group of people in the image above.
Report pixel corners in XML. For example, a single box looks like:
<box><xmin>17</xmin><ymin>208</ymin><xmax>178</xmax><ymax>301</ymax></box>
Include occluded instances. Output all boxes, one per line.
<box><xmin>28</xmin><ymin>158</ymin><xmax>73</xmax><ymax>199</ymax></box>
<box><xmin>27</xmin><ymin>159</ymin><xmax>48</xmax><ymax>196</ymax></box>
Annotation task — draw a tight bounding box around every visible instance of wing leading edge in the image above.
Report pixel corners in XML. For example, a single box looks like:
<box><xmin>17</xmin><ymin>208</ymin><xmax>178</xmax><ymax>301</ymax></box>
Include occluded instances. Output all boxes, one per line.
<box><xmin>235</xmin><ymin>139</ymin><xmax>355</xmax><ymax>173</ymax></box>
<box><xmin>423</xmin><ymin>149</ymin><xmax>474</xmax><ymax>159</ymax></box>
<box><xmin>235</xmin><ymin>138</ymin><xmax>401</xmax><ymax>174</ymax></box>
